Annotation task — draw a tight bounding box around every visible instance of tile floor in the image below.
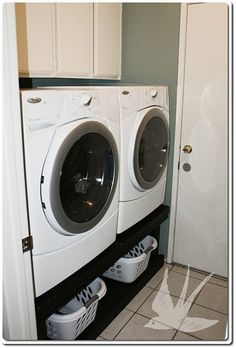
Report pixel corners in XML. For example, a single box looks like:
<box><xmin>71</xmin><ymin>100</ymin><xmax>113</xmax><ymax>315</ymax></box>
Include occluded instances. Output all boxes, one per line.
<box><xmin>97</xmin><ymin>263</ymin><xmax>228</xmax><ymax>342</ymax></box>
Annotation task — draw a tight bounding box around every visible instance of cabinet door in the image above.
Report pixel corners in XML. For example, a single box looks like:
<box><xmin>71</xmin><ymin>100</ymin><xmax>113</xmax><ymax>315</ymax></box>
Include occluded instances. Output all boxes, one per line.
<box><xmin>56</xmin><ymin>3</ymin><xmax>93</xmax><ymax>77</ymax></box>
<box><xmin>15</xmin><ymin>3</ymin><xmax>55</xmax><ymax>76</ymax></box>
<box><xmin>94</xmin><ymin>3</ymin><xmax>122</xmax><ymax>79</ymax></box>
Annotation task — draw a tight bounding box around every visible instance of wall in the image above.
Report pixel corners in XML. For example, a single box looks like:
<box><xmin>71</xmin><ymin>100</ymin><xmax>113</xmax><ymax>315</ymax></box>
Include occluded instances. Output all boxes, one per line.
<box><xmin>121</xmin><ymin>3</ymin><xmax>180</xmax><ymax>256</ymax></box>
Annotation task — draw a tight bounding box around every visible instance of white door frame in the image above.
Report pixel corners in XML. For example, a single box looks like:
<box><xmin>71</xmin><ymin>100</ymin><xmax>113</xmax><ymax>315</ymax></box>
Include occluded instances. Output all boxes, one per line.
<box><xmin>3</xmin><ymin>4</ymin><xmax>37</xmax><ymax>341</ymax></box>
<box><xmin>167</xmin><ymin>3</ymin><xmax>188</xmax><ymax>264</ymax></box>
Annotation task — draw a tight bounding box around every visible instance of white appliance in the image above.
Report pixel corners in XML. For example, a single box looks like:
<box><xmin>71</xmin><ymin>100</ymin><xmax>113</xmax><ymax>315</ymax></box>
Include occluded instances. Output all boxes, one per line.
<box><xmin>117</xmin><ymin>86</ymin><xmax>169</xmax><ymax>233</ymax></box>
<box><xmin>20</xmin><ymin>88</ymin><xmax>120</xmax><ymax>297</ymax></box>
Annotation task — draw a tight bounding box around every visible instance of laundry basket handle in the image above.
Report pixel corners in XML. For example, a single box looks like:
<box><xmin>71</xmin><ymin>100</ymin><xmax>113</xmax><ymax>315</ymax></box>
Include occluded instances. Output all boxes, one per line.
<box><xmin>144</xmin><ymin>246</ymin><xmax>154</xmax><ymax>255</ymax></box>
<box><xmin>83</xmin><ymin>295</ymin><xmax>99</xmax><ymax>309</ymax></box>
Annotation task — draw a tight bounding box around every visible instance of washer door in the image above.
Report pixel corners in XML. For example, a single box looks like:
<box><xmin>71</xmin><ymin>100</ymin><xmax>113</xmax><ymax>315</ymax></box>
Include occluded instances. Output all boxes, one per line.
<box><xmin>41</xmin><ymin>120</ymin><xmax>118</xmax><ymax>235</ymax></box>
<box><xmin>131</xmin><ymin>108</ymin><xmax>169</xmax><ymax>190</ymax></box>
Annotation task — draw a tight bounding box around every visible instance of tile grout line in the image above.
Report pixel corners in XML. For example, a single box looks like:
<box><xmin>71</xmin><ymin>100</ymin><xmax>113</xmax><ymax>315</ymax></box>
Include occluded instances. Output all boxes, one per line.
<box><xmin>169</xmin><ymin>271</ymin><xmax>228</xmax><ymax>311</ymax></box>
<box><xmin>98</xmin><ymin>336</ymin><xmax>107</xmax><ymax>340</ymax></box>
<box><xmin>113</xmin><ymin>266</ymin><xmax>175</xmax><ymax>339</ymax></box>
<box><xmin>112</xmin><ymin>290</ymin><xmax>181</xmax><ymax>340</ymax></box>
<box><xmin>171</xmin><ymin>269</ymin><xmax>228</xmax><ymax>288</ymax></box>
<box><xmin>184</xmin><ymin>332</ymin><xmax>202</xmax><ymax>341</ymax></box>
<box><xmin>190</xmin><ymin>268</ymin><xmax>227</xmax><ymax>317</ymax></box>
<box><xmin>172</xmin><ymin>330</ymin><xmax>202</xmax><ymax>341</ymax></box>
<box><xmin>171</xmin><ymin>330</ymin><xmax>178</xmax><ymax>341</ymax></box>
<box><xmin>113</xmin><ymin>286</ymin><xmax>158</xmax><ymax>340</ymax></box>
<box><xmin>191</xmin><ymin>302</ymin><xmax>228</xmax><ymax>316</ymax></box>
<box><xmin>191</xmin><ymin>279</ymin><xmax>205</xmax><ymax>304</ymax></box>
<box><xmin>129</xmin><ymin>312</ymin><xmax>178</xmax><ymax>331</ymax></box>
<box><xmin>165</xmin><ymin>264</ymin><xmax>174</xmax><ymax>271</ymax></box>
<box><xmin>103</xmin><ymin>265</ymin><xmax>170</xmax><ymax>341</ymax></box>
<box><xmin>112</xmin><ymin>310</ymin><xmax>136</xmax><ymax>341</ymax></box>
<box><xmin>137</xmin><ymin>298</ymin><xmax>192</xmax><ymax>333</ymax></box>
<box><xmin>171</xmin><ymin>263</ymin><xmax>228</xmax><ymax>279</ymax></box>
<box><xmin>159</xmin><ymin>268</ymin><xmax>216</xmax><ymax>304</ymax></box>
<box><xmin>203</xmin><ymin>280</ymin><xmax>228</xmax><ymax>289</ymax></box>
<box><xmin>150</xmin><ymin>267</ymin><xmax>172</xmax><ymax>290</ymax></box>
<box><xmin>156</xmin><ymin>289</ymin><xmax>198</xmax><ymax>304</ymax></box>
<box><xmin>146</xmin><ymin>267</ymin><xmax>199</xmax><ymax>331</ymax></box>
<box><xmin>126</xmin><ymin>286</ymin><xmax>157</xmax><ymax>313</ymax></box>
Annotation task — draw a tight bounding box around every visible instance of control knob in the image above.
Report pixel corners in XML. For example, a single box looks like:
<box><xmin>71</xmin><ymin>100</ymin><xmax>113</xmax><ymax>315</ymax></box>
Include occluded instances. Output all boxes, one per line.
<box><xmin>150</xmin><ymin>89</ymin><xmax>158</xmax><ymax>98</ymax></box>
<box><xmin>80</xmin><ymin>93</ymin><xmax>92</xmax><ymax>106</ymax></box>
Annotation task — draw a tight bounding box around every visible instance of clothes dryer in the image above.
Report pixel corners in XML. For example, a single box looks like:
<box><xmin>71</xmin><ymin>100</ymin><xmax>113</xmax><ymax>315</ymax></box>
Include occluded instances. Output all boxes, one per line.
<box><xmin>117</xmin><ymin>86</ymin><xmax>169</xmax><ymax>233</ymax></box>
<box><xmin>21</xmin><ymin>88</ymin><xmax>119</xmax><ymax>296</ymax></box>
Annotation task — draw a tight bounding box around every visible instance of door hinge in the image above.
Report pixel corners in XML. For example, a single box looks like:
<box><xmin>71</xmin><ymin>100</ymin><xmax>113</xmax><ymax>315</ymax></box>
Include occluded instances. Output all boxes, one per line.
<box><xmin>22</xmin><ymin>236</ymin><xmax>33</xmax><ymax>253</ymax></box>
<box><xmin>178</xmin><ymin>161</ymin><xmax>180</xmax><ymax>170</ymax></box>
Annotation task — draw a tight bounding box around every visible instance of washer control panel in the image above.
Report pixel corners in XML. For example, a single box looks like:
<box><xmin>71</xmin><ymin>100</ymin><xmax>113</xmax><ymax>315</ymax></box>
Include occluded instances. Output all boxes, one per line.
<box><xmin>67</xmin><ymin>93</ymin><xmax>93</xmax><ymax>106</ymax></box>
<box><xmin>64</xmin><ymin>92</ymin><xmax>101</xmax><ymax>118</ymax></box>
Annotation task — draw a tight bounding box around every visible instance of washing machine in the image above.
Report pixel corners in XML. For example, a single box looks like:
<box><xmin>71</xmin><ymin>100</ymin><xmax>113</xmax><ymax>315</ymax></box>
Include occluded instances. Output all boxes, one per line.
<box><xmin>20</xmin><ymin>87</ymin><xmax>119</xmax><ymax>296</ymax></box>
<box><xmin>117</xmin><ymin>85</ymin><xmax>169</xmax><ymax>234</ymax></box>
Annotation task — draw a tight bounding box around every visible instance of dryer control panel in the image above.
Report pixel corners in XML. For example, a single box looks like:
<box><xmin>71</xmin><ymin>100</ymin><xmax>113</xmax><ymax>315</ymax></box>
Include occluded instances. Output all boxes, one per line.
<box><xmin>144</xmin><ymin>87</ymin><xmax>161</xmax><ymax>105</ymax></box>
<box><xmin>118</xmin><ymin>86</ymin><xmax>168</xmax><ymax>115</ymax></box>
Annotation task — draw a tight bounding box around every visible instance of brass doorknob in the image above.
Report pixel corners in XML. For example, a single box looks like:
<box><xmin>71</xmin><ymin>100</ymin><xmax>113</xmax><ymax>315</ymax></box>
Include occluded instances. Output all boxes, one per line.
<box><xmin>183</xmin><ymin>145</ymin><xmax>192</xmax><ymax>154</ymax></box>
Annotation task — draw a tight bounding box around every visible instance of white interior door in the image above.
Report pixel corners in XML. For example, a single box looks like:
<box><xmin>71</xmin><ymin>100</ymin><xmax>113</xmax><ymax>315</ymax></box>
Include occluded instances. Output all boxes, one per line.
<box><xmin>173</xmin><ymin>3</ymin><xmax>228</xmax><ymax>277</ymax></box>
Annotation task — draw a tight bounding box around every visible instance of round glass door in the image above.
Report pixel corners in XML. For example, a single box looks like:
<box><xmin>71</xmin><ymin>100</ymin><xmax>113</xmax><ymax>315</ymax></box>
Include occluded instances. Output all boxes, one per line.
<box><xmin>47</xmin><ymin>121</ymin><xmax>118</xmax><ymax>234</ymax></box>
<box><xmin>133</xmin><ymin>108</ymin><xmax>169</xmax><ymax>190</ymax></box>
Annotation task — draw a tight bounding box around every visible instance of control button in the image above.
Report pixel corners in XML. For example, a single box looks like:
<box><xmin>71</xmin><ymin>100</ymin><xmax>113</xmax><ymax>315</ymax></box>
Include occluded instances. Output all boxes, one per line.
<box><xmin>150</xmin><ymin>89</ymin><xmax>158</xmax><ymax>98</ymax></box>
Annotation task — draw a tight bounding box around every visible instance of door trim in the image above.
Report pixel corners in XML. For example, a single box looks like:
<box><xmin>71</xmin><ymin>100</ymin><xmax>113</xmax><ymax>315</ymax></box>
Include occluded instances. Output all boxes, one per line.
<box><xmin>167</xmin><ymin>3</ymin><xmax>188</xmax><ymax>264</ymax></box>
<box><xmin>3</xmin><ymin>4</ymin><xmax>37</xmax><ymax>340</ymax></box>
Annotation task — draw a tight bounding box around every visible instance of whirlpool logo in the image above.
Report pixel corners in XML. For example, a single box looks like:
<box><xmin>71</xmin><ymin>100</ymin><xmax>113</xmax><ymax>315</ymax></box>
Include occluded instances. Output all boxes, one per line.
<box><xmin>144</xmin><ymin>267</ymin><xmax>219</xmax><ymax>333</ymax></box>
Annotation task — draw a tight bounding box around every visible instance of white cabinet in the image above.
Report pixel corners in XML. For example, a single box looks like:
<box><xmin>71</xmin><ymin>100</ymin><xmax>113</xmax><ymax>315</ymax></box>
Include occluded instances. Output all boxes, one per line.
<box><xmin>15</xmin><ymin>3</ymin><xmax>55</xmax><ymax>76</ymax></box>
<box><xmin>15</xmin><ymin>3</ymin><xmax>122</xmax><ymax>79</ymax></box>
<box><xmin>94</xmin><ymin>3</ymin><xmax>122</xmax><ymax>78</ymax></box>
<box><xmin>56</xmin><ymin>3</ymin><xmax>93</xmax><ymax>77</ymax></box>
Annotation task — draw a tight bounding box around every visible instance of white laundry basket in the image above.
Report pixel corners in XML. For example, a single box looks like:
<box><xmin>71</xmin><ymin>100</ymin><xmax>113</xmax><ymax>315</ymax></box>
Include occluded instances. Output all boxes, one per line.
<box><xmin>103</xmin><ymin>235</ymin><xmax>157</xmax><ymax>283</ymax></box>
<box><xmin>46</xmin><ymin>278</ymin><xmax>106</xmax><ymax>340</ymax></box>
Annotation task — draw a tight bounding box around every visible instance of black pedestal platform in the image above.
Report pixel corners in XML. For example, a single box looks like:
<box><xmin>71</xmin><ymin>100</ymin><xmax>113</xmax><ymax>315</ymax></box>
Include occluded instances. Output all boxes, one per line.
<box><xmin>35</xmin><ymin>204</ymin><xmax>169</xmax><ymax>340</ymax></box>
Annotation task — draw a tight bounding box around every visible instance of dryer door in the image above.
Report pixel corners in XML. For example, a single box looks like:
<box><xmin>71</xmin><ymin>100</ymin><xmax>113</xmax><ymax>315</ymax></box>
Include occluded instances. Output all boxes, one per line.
<box><xmin>41</xmin><ymin>120</ymin><xmax>118</xmax><ymax>235</ymax></box>
<box><xmin>132</xmin><ymin>108</ymin><xmax>169</xmax><ymax>190</ymax></box>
